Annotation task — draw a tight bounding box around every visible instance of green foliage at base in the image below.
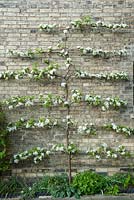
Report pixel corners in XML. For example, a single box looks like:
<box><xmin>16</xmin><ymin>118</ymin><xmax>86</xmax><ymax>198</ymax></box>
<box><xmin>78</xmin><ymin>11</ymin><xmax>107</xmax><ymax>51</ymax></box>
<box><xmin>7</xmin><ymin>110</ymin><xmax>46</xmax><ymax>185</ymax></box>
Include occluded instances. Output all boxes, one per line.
<box><xmin>0</xmin><ymin>172</ymin><xmax>134</xmax><ymax>199</ymax></box>
<box><xmin>0</xmin><ymin>104</ymin><xmax>9</xmax><ymax>173</ymax></box>
<box><xmin>22</xmin><ymin>174</ymin><xmax>80</xmax><ymax>199</ymax></box>
<box><xmin>0</xmin><ymin>176</ymin><xmax>26</xmax><ymax>197</ymax></box>
<box><xmin>72</xmin><ymin>171</ymin><xmax>134</xmax><ymax>195</ymax></box>
<box><xmin>104</xmin><ymin>173</ymin><xmax>134</xmax><ymax>195</ymax></box>
<box><xmin>72</xmin><ymin>171</ymin><xmax>107</xmax><ymax>195</ymax></box>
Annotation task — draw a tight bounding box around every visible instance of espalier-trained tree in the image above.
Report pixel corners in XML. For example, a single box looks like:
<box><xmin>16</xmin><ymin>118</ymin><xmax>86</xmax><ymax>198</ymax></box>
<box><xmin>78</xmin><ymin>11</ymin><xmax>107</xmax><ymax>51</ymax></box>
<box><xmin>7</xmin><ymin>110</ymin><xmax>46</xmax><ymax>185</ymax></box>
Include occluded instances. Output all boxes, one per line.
<box><xmin>0</xmin><ymin>16</ymin><xmax>133</xmax><ymax>183</ymax></box>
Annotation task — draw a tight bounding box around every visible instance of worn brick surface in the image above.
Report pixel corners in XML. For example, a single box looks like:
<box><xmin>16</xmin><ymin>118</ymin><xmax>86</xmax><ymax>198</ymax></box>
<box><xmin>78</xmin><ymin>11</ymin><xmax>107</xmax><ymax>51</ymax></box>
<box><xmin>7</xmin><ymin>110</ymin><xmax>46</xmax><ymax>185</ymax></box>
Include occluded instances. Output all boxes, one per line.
<box><xmin>0</xmin><ymin>0</ymin><xmax>134</xmax><ymax>177</ymax></box>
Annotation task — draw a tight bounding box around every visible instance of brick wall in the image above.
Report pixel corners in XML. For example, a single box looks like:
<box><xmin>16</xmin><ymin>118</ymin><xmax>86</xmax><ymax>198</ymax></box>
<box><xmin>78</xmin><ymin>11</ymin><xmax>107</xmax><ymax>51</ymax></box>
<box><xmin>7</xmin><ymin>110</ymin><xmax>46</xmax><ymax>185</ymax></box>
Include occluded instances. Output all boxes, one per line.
<box><xmin>0</xmin><ymin>0</ymin><xmax>134</xmax><ymax>177</ymax></box>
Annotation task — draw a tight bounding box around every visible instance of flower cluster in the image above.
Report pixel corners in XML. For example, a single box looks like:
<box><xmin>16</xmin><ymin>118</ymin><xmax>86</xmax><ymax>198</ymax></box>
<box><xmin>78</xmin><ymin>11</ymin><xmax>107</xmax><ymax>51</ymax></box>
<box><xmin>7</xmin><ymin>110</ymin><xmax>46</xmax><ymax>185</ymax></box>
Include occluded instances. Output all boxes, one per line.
<box><xmin>7</xmin><ymin>117</ymin><xmax>58</xmax><ymax>132</ymax></box>
<box><xmin>66</xmin><ymin>143</ymin><xmax>78</xmax><ymax>154</ymax></box>
<box><xmin>71</xmin><ymin>16</ymin><xmax>128</xmax><ymax>30</ymax></box>
<box><xmin>87</xmin><ymin>143</ymin><xmax>130</xmax><ymax>160</ymax></box>
<box><xmin>78</xmin><ymin>123</ymin><xmax>96</xmax><ymax>135</ymax></box>
<box><xmin>85</xmin><ymin>94</ymin><xmax>127</xmax><ymax>111</ymax></box>
<box><xmin>62</xmin><ymin>115</ymin><xmax>75</xmax><ymax>126</ymax></box>
<box><xmin>3</xmin><ymin>94</ymin><xmax>66</xmax><ymax>110</ymax></box>
<box><xmin>65</xmin><ymin>57</ymin><xmax>72</xmax><ymax>68</ymax></box>
<box><xmin>77</xmin><ymin>46</ymin><xmax>127</xmax><ymax>58</ymax></box>
<box><xmin>3</xmin><ymin>96</ymin><xmax>34</xmax><ymax>110</ymax></box>
<box><xmin>59</xmin><ymin>48</ymin><xmax>69</xmax><ymax>57</ymax></box>
<box><xmin>92</xmin><ymin>21</ymin><xmax>128</xmax><ymax>29</ymax></box>
<box><xmin>104</xmin><ymin>123</ymin><xmax>134</xmax><ymax>137</ymax></box>
<box><xmin>52</xmin><ymin>143</ymin><xmax>78</xmax><ymax>154</ymax></box>
<box><xmin>70</xmin><ymin>16</ymin><xmax>92</xmax><ymax>29</ymax></box>
<box><xmin>71</xmin><ymin>89</ymin><xmax>83</xmax><ymax>103</ymax></box>
<box><xmin>7</xmin><ymin>118</ymin><xmax>25</xmax><ymax>132</ymax></box>
<box><xmin>39</xmin><ymin>24</ymin><xmax>57</xmax><ymax>33</ymax></box>
<box><xmin>0</xmin><ymin>67</ymin><xmax>29</xmax><ymax>80</ymax></box>
<box><xmin>13</xmin><ymin>147</ymin><xmax>50</xmax><ymax>164</ymax></box>
<box><xmin>26</xmin><ymin>63</ymin><xmax>59</xmax><ymax>80</ymax></box>
<box><xmin>0</xmin><ymin>63</ymin><xmax>59</xmax><ymax>81</ymax></box>
<box><xmin>61</xmin><ymin>81</ymin><xmax>67</xmax><ymax>88</ymax></box>
<box><xmin>39</xmin><ymin>94</ymin><xmax>64</xmax><ymax>108</ymax></box>
<box><xmin>52</xmin><ymin>143</ymin><xmax>65</xmax><ymax>152</ymax></box>
<box><xmin>63</xmin><ymin>29</ymin><xmax>69</xmax><ymax>35</ymax></box>
<box><xmin>8</xmin><ymin>47</ymin><xmax>53</xmax><ymax>59</ymax></box>
<box><xmin>75</xmin><ymin>70</ymin><xmax>129</xmax><ymax>81</ymax></box>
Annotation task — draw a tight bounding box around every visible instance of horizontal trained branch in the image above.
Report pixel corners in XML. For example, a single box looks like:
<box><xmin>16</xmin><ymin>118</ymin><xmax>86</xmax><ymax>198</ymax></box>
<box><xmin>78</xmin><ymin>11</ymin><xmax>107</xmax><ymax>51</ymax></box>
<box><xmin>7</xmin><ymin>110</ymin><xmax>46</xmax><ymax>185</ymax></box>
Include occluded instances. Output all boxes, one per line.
<box><xmin>13</xmin><ymin>142</ymin><xmax>133</xmax><ymax>165</ymax></box>
<box><xmin>72</xmin><ymin>89</ymin><xmax>127</xmax><ymax>111</ymax></box>
<box><xmin>39</xmin><ymin>16</ymin><xmax>128</xmax><ymax>33</ymax></box>
<box><xmin>70</xmin><ymin>16</ymin><xmax>128</xmax><ymax>30</ymax></box>
<box><xmin>75</xmin><ymin>70</ymin><xmax>129</xmax><ymax>81</ymax></box>
<box><xmin>77</xmin><ymin>46</ymin><xmax>127</xmax><ymax>58</ymax></box>
<box><xmin>13</xmin><ymin>147</ymin><xmax>50</xmax><ymax>164</ymax></box>
<box><xmin>77</xmin><ymin>122</ymin><xmax>134</xmax><ymax>137</ymax></box>
<box><xmin>85</xmin><ymin>94</ymin><xmax>127</xmax><ymax>111</ymax></box>
<box><xmin>104</xmin><ymin>123</ymin><xmax>134</xmax><ymax>137</ymax></box>
<box><xmin>87</xmin><ymin>143</ymin><xmax>131</xmax><ymax>160</ymax></box>
<box><xmin>13</xmin><ymin>143</ymin><xmax>77</xmax><ymax>164</ymax></box>
<box><xmin>2</xmin><ymin>90</ymin><xmax>127</xmax><ymax>112</ymax></box>
<box><xmin>0</xmin><ymin>63</ymin><xmax>59</xmax><ymax>80</ymax></box>
<box><xmin>3</xmin><ymin>94</ymin><xmax>66</xmax><ymax>110</ymax></box>
<box><xmin>6</xmin><ymin>115</ymin><xmax>76</xmax><ymax>133</ymax></box>
<box><xmin>6</xmin><ymin>113</ymin><xmax>133</xmax><ymax>138</ymax></box>
<box><xmin>7</xmin><ymin>46</ymin><xmax>127</xmax><ymax>59</ymax></box>
<box><xmin>7</xmin><ymin>117</ymin><xmax>59</xmax><ymax>133</ymax></box>
<box><xmin>8</xmin><ymin>47</ymin><xmax>53</xmax><ymax>59</ymax></box>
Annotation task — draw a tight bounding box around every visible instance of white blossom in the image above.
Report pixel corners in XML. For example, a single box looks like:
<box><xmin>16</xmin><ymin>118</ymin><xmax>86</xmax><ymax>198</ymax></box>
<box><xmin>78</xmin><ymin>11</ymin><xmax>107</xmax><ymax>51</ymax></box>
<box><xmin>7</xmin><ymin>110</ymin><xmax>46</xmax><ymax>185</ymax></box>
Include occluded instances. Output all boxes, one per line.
<box><xmin>61</xmin><ymin>82</ymin><xmax>66</xmax><ymax>87</ymax></box>
<box><xmin>63</xmin><ymin>29</ymin><xmax>68</xmax><ymax>34</ymax></box>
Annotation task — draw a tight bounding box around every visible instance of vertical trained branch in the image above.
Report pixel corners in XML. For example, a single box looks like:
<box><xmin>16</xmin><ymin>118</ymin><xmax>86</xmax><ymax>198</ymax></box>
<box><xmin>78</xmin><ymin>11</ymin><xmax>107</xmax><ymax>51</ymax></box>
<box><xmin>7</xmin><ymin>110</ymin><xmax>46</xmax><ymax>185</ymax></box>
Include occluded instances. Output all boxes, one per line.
<box><xmin>63</xmin><ymin>30</ymin><xmax>72</xmax><ymax>183</ymax></box>
<box><xmin>133</xmin><ymin>61</ymin><xmax>134</xmax><ymax>106</ymax></box>
<box><xmin>64</xmin><ymin>81</ymin><xmax>72</xmax><ymax>183</ymax></box>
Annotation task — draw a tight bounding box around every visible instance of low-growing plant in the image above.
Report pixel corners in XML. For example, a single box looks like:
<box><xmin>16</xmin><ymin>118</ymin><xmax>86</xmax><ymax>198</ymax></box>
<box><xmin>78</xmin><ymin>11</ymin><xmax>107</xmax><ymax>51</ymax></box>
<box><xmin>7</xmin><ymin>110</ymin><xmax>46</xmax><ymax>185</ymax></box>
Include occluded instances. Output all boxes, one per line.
<box><xmin>0</xmin><ymin>172</ymin><xmax>133</xmax><ymax>199</ymax></box>
<box><xmin>72</xmin><ymin>171</ymin><xmax>134</xmax><ymax>196</ymax></box>
<box><xmin>21</xmin><ymin>176</ymin><xmax>50</xmax><ymax>199</ymax></box>
<box><xmin>72</xmin><ymin>170</ymin><xmax>107</xmax><ymax>195</ymax></box>
<box><xmin>0</xmin><ymin>176</ymin><xmax>26</xmax><ymax>198</ymax></box>
<box><xmin>109</xmin><ymin>173</ymin><xmax>134</xmax><ymax>189</ymax></box>
<box><xmin>103</xmin><ymin>173</ymin><xmax>134</xmax><ymax>195</ymax></box>
<box><xmin>0</xmin><ymin>104</ymin><xmax>9</xmax><ymax>173</ymax></box>
<box><xmin>105</xmin><ymin>184</ymin><xmax>120</xmax><ymax>195</ymax></box>
<box><xmin>46</xmin><ymin>174</ymin><xmax>80</xmax><ymax>198</ymax></box>
<box><xmin>22</xmin><ymin>174</ymin><xmax>80</xmax><ymax>199</ymax></box>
